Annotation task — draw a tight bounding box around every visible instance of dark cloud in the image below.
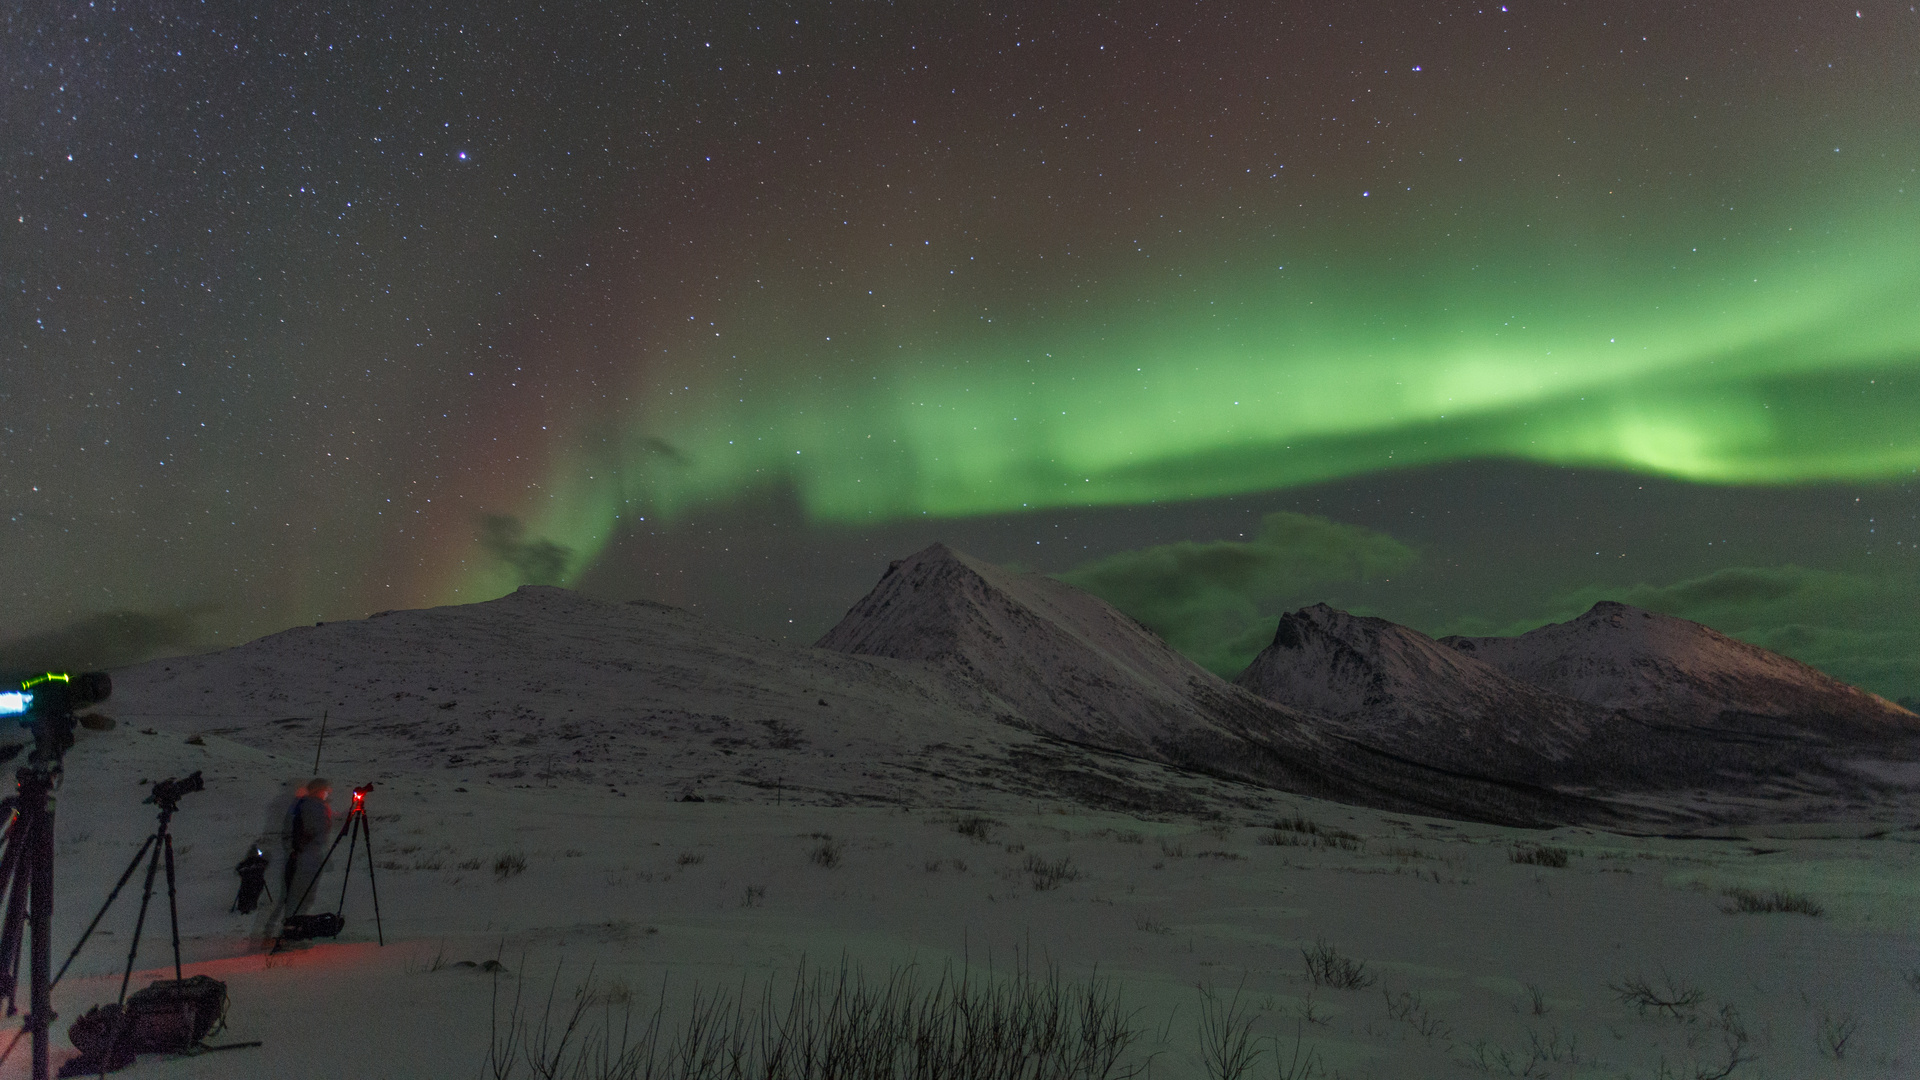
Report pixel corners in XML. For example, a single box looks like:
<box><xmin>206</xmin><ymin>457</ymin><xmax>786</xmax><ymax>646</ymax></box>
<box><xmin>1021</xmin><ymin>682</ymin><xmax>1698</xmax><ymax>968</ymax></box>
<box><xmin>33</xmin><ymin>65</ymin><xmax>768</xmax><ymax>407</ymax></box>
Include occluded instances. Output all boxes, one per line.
<box><xmin>0</xmin><ymin>609</ymin><xmax>204</xmax><ymax>673</ymax></box>
<box><xmin>480</xmin><ymin>515</ymin><xmax>574</xmax><ymax>587</ymax></box>
<box><xmin>1059</xmin><ymin>512</ymin><xmax>1416</xmax><ymax>676</ymax></box>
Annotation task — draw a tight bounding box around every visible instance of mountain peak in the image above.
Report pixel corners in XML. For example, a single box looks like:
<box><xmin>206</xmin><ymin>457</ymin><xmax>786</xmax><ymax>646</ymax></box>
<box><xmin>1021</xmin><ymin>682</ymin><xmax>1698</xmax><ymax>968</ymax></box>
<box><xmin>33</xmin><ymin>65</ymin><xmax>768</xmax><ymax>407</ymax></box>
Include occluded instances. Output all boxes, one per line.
<box><xmin>817</xmin><ymin>543</ymin><xmax>1236</xmax><ymax>753</ymax></box>
<box><xmin>1442</xmin><ymin>605</ymin><xmax>1918</xmax><ymax>739</ymax></box>
<box><xmin>1237</xmin><ymin>603</ymin><xmax>1599</xmax><ymax>781</ymax></box>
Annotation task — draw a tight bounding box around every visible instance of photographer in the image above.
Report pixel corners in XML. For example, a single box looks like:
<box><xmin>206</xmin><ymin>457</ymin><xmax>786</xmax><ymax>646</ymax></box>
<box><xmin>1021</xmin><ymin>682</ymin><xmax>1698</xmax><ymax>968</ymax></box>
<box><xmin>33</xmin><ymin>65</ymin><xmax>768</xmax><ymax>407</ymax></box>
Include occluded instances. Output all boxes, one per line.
<box><xmin>282</xmin><ymin>778</ymin><xmax>333</xmax><ymax>915</ymax></box>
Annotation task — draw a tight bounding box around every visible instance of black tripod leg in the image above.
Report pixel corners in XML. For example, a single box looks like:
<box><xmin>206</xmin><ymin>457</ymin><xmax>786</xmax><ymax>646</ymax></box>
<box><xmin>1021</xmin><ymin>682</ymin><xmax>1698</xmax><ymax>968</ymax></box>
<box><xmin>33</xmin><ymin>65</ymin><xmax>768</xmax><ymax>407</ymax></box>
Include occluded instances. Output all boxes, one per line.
<box><xmin>0</xmin><ymin>805</ymin><xmax>38</xmax><ymax>1069</ymax></box>
<box><xmin>359</xmin><ymin>813</ymin><xmax>384</xmax><ymax>946</ymax></box>
<box><xmin>163</xmin><ymin>833</ymin><xmax>183</xmax><ymax>982</ymax></box>
<box><xmin>0</xmin><ymin>805</ymin><xmax>42</xmax><ymax>1071</ymax></box>
<box><xmin>51</xmin><ymin>836</ymin><xmax>156</xmax><ymax>989</ymax></box>
<box><xmin>29</xmin><ymin>784</ymin><xmax>53</xmax><ymax>1080</ymax></box>
<box><xmin>336</xmin><ymin>811</ymin><xmax>359</xmax><ymax>917</ymax></box>
<box><xmin>116</xmin><ymin>834</ymin><xmax>165</xmax><ymax>1006</ymax></box>
<box><xmin>0</xmin><ymin>813</ymin><xmax>33</xmax><ymax>1012</ymax></box>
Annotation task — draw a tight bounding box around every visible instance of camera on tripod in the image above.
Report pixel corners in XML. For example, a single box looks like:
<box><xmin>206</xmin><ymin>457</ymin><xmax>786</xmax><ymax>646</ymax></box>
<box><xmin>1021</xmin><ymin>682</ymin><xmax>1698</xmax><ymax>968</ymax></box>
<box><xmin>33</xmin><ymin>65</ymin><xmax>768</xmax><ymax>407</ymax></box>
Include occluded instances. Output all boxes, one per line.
<box><xmin>144</xmin><ymin>772</ymin><xmax>205</xmax><ymax>812</ymax></box>
<box><xmin>0</xmin><ymin>671</ymin><xmax>112</xmax><ymax>766</ymax></box>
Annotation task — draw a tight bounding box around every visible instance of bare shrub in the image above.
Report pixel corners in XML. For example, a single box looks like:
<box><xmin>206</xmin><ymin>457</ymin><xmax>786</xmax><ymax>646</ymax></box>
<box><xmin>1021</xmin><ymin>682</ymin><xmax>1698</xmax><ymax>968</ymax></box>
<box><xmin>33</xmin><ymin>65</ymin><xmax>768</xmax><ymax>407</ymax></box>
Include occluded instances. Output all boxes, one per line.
<box><xmin>1301</xmin><ymin>938</ymin><xmax>1374</xmax><ymax>990</ymax></box>
<box><xmin>1526</xmin><ymin>1024</ymin><xmax>1578</xmax><ymax>1064</ymax></box>
<box><xmin>1269</xmin><ymin>1020</ymin><xmax>1322</xmax><ymax>1080</ymax></box>
<box><xmin>1024</xmin><ymin>853</ymin><xmax>1079</xmax><ymax>891</ymax></box>
<box><xmin>1609</xmin><ymin>973</ymin><xmax>1703</xmax><ymax>1019</ymax></box>
<box><xmin>493</xmin><ymin>851</ymin><xmax>528</xmax><ymax>879</ymax></box>
<box><xmin>1510</xmin><ymin>845</ymin><xmax>1571</xmax><ymax>868</ymax></box>
<box><xmin>741</xmin><ymin>885</ymin><xmax>765</xmax><ymax>908</ymax></box>
<box><xmin>676</xmin><ymin>852</ymin><xmax>704</xmax><ymax>867</ymax></box>
<box><xmin>808</xmin><ymin>834</ymin><xmax>842</xmax><ymax>868</ymax></box>
<box><xmin>1159</xmin><ymin>840</ymin><xmax>1188</xmax><ymax>858</ymax></box>
<box><xmin>1464</xmin><ymin>1037</ymin><xmax>1549</xmax><ymax>1078</ymax></box>
<box><xmin>1196</xmin><ymin>982</ymin><xmax>1260</xmax><ymax>1080</ymax></box>
<box><xmin>1817</xmin><ymin>1010</ymin><xmax>1858</xmax><ymax>1060</ymax></box>
<box><xmin>1525</xmin><ymin>982</ymin><xmax>1548</xmax><ymax>1016</ymax></box>
<box><xmin>1383</xmin><ymin>989</ymin><xmax>1449</xmax><ymax>1041</ymax></box>
<box><xmin>457</xmin><ymin>857</ymin><xmax>485</xmax><ymax>871</ymax></box>
<box><xmin>1720</xmin><ymin>887</ymin><xmax>1822</xmax><ymax>916</ymax></box>
<box><xmin>1667</xmin><ymin>1004</ymin><xmax>1754</xmax><ymax>1080</ymax></box>
<box><xmin>1135</xmin><ymin>916</ymin><xmax>1171</xmax><ymax>936</ymax></box>
<box><xmin>1113</xmin><ymin>829</ymin><xmax>1146</xmax><ymax>845</ymax></box>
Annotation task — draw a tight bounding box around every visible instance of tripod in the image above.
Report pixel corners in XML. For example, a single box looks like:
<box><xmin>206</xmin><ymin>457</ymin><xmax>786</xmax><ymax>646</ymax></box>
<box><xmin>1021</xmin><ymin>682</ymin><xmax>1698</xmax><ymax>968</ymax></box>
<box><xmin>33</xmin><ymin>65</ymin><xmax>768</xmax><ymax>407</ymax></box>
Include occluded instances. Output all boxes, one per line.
<box><xmin>0</xmin><ymin>670</ymin><xmax>110</xmax><ymax>1080</ymax></box>
<box><xmin>55</xmin><ymin>774</ymin><xmax>202</xmax><ymax>1004</ymax></box>
<box><xmin>0</xmin><ymin>763</ymin><xmax>59</xmax><ymax>1080</ymax></box>
<box><xmin>29</xmin><ymin>773</ymin><xmax>204</xmax><ymax>1076</ymax></box>
<box><xmin>277</xmin><ymin>784</ymin><xmax>383</xmax><ymax>948</ymax></box>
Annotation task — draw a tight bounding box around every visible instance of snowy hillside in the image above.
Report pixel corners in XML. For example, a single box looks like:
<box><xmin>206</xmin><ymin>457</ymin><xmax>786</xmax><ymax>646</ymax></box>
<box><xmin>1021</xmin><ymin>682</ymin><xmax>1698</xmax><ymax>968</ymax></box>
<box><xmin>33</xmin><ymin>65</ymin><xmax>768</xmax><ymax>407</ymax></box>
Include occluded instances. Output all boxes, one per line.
<box><xmin>1444</xmin><ymin>601</ymin><xmax>1920</xmax><ymax>742</ymax></box>
<box><xmin>1235</xmin><ymin>603</ymin><xmax>1603</xmax><ymax>783</ymax></box>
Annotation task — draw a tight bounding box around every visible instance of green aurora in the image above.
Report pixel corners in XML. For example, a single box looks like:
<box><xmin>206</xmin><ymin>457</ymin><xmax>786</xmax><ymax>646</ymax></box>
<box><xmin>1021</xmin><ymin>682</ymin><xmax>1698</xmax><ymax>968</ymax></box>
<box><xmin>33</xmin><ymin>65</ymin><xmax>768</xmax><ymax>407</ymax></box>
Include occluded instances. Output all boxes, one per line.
<box><xmin>522</xmin><ymin>186</ymin><xmax>1920</xmax><ymax>584</ymax></box>
<box><xmin>16</xmin><ymin>1</ymin><xmax>1920</xmax><ymax>698</ymax></box>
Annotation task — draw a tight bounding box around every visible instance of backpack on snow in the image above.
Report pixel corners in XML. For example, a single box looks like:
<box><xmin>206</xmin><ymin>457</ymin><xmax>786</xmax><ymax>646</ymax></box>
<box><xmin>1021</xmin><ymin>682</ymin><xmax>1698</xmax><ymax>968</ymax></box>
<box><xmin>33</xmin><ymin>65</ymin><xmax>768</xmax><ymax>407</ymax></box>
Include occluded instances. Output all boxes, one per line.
<box><xmin>66</xmin><ymin>974</ymin><xmax>228</xmax><ymax>1070</ymax></box>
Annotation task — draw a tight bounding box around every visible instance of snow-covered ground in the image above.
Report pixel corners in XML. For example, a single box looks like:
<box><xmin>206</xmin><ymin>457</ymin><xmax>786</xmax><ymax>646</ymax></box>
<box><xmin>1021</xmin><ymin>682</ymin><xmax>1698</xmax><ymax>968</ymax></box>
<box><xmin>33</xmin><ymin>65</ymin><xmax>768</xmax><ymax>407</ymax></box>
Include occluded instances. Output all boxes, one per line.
<box><xmin>9</xmin><ymin>563</ymin><xmax>1917</xmax><ymax>1079</ymax></box>
<box><xmin>11</xmin><ymin>719</ymin><xmax>1918</xmax><ymax>1079</ymax></box>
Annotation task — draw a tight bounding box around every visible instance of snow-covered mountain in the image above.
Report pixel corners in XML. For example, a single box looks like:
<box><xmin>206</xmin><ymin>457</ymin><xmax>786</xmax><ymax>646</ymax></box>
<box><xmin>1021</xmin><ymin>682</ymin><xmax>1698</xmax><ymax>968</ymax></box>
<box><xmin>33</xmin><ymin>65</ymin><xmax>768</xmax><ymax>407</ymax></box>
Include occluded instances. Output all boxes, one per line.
<box><xmin>1441</xmin><ymin>601</ymin><xmax>1919</xmax><ymax>743</ymax></box>
<box><xmin>816</xmin><ymin>542</ymin><xmax>1297</xmax><ymax>757</ymax></box>
<box><xmin>1233</xmin><ymin>600</ymin><xmax>1920</xmax><ymax>820</ymax></box>
<box><xmin>816</xmin><ymin>544</ymin><xmax>1611</xmax><ymax>825</ymax></box>
<box><xmin>106</xmin><ymin>550</ymin><xmax>1920</xmax><ymax>830</ymax></box>
<box><xmin>110</xmin><ymin>583</ymin><xmax>1240</xmax><ymax>814</ymax></box>
<box><xmin>1234</xmin><ymin>604</ymin><xmax>1604</xmax><ymax>784</ymax></box>
<box><xmin>109</xmin><ymin>570</ymin><xmax>1550</xmax><ymax>825</ymax></box>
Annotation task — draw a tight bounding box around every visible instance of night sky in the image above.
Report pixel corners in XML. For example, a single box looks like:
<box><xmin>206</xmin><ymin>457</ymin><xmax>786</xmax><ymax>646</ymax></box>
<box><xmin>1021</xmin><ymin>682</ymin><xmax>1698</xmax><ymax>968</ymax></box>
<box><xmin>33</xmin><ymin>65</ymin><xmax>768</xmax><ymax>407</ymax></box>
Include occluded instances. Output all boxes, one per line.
<box><xmin>7</xmin><ymin>3</ymin><xmax>1918</xmax><ymax>700</ymax></box>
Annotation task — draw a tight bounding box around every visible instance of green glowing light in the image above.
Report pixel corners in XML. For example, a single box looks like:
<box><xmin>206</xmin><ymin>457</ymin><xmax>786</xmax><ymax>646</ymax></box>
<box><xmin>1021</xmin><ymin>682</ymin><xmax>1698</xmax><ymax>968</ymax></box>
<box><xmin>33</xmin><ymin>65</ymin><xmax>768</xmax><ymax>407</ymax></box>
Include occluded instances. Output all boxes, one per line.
<box><xmin>486</xmin><ymin>180</ymin><xmax>1920</xmax><ymax>591</ymax></box>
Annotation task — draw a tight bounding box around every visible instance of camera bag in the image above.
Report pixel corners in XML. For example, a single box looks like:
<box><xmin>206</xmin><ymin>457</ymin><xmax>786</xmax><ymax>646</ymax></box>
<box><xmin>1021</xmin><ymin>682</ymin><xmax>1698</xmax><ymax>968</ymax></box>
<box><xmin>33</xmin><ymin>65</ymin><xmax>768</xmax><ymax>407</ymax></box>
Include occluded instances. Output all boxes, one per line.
<box><xmin>66</xmin><ymin>974</ymin><xmax>227</xmax><ymax>1067</ymax></box>
<box><xmin>279</xmin><ymin>911</ymin><xmax>345</xmax><ymax>940</ymax></box>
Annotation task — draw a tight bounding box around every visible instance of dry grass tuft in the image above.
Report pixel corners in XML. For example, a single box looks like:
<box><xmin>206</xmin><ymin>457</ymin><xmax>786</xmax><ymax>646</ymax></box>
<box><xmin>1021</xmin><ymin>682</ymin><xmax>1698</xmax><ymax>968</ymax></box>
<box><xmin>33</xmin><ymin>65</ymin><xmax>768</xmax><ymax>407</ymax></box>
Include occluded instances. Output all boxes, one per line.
<box><xmin>808</xmin><ymin>834</ymin><xmax>843</xmax><ymax>868</ymax></box>
<box><xmin>1024</xmin><ymin>853</ymin><xmax>1080</xmax><ymax>891</ymax></box>
<box><xmin>1510</xmin><ymin>845</ymin><xmax>1572</xmax><ymax>868</ymax></box>
<box><xmin>1719</xmin><ymin>887</ymin><xmax>1822</xmax><ymax>916</ymax></box>
<box><xmin>482</xmin><ymin>955</ymin><xmax>1143</xmax><ymax>1079</ymax></box>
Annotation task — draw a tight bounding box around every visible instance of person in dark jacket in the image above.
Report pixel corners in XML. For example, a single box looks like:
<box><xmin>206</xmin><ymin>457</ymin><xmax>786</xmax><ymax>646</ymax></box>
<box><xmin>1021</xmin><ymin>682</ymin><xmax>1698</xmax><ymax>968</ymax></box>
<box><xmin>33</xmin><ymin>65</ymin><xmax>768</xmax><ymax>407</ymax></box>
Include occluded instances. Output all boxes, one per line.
<box><xmin>282</xmin><ymin>778</ymin><xmax>334</xmax><ymax>915</ymax></box>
